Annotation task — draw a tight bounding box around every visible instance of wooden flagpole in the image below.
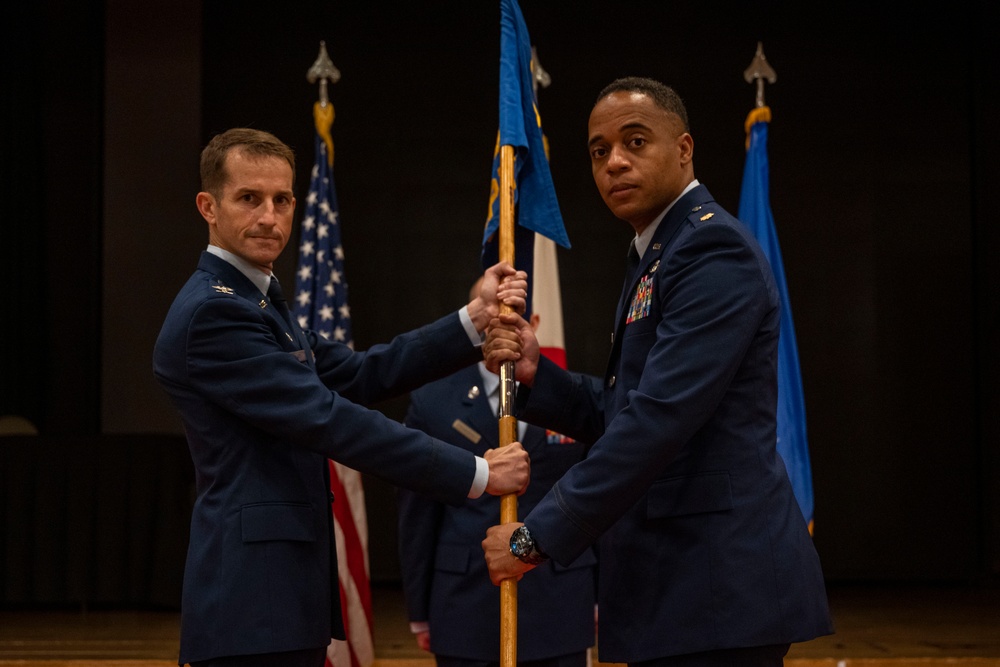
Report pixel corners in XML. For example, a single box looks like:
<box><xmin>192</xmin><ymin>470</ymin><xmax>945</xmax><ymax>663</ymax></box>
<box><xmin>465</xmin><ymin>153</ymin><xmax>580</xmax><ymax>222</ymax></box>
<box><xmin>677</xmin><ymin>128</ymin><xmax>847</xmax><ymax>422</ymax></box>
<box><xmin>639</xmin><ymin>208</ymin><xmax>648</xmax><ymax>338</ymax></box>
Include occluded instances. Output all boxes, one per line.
<box><xmin>497</xmin><ymin>142</ymin><xmax>519</xmax><ymax>667</ymax></box>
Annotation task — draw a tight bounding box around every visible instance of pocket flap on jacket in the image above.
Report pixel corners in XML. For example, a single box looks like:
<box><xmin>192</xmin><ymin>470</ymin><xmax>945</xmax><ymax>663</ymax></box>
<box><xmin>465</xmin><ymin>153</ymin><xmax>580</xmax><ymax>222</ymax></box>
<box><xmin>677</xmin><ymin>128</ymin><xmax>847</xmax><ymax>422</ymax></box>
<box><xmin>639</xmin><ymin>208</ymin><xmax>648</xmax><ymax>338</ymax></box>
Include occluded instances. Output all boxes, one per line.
<box><xmin>241</xmin><ymin>502</ymin><xmax>316</xmax><ymax>543</ymax></box>
<box><xmin>434</xmin><ymin>543</ymin><xmax>471</xmax><ymax>574</ymax></box>
<box><xmin>646</xmin><ymin>472</ymin><xmax>733</xmax><ymax>518</ymax></box>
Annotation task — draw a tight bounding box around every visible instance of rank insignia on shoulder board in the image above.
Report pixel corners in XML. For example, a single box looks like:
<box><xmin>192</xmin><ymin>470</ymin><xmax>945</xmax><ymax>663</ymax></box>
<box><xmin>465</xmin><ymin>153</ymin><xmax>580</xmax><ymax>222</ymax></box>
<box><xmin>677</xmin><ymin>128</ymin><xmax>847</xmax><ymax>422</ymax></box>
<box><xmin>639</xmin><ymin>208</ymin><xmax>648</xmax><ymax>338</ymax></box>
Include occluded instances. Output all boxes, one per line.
<box><xmin>212</xmin><ymin>284</ymin><xmax>235</xmax><ymax>295</ymax></box>
<box><xmin>699</xmin><ymin>212</ymin><xmax>715</xmax><ymax>221</ymax></box>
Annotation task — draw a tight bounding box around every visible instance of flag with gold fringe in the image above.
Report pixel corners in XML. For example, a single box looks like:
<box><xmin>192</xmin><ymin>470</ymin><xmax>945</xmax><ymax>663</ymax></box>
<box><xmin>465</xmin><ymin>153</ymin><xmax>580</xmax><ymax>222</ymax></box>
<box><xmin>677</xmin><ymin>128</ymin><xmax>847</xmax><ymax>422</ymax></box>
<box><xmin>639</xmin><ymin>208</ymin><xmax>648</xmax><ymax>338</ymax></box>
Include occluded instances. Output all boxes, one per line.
<box><xmin>738</xmin><ymin>106</ymin><xmax>815</xmax><ymax>533</ymax></box>
<box><xmin>482</xmin><ymin>0</ymin><xmax>570</xmax><ymax>316</ymax></box>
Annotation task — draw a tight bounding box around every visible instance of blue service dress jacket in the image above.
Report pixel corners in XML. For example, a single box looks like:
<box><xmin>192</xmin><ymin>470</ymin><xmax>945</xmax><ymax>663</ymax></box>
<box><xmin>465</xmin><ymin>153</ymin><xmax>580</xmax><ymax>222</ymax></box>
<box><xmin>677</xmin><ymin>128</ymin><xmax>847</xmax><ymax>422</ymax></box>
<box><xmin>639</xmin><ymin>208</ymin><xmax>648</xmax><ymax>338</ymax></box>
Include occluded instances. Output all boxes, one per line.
<box><xmin>153</xmin><ymin>252</ymin><xmax>485</xmax><ymax>664</ymax></box>
<box><xmin>397</xmin><ymin>365</ymin><xmax>597</xmax><ymax>662</ymax></box>
<box><xmin>514</xmin><ymin>185</ymin><xmax>833</xmax><ymax>662</ymax></box>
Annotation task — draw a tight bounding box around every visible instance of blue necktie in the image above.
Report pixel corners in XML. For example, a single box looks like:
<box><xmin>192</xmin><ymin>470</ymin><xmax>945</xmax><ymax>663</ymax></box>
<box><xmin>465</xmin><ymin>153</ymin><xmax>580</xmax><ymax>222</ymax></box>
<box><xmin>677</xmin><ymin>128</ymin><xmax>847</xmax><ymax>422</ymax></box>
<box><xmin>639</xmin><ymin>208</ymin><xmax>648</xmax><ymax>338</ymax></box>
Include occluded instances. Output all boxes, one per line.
<box><xmin>267</xmin><ymin>277</ymin><xmax>294</xmax><ymax>330</ymax></box>
<box><xmin>621</xmin><ymin>242</ymin><xmax>640</xmax><ymax>308</ymax></box>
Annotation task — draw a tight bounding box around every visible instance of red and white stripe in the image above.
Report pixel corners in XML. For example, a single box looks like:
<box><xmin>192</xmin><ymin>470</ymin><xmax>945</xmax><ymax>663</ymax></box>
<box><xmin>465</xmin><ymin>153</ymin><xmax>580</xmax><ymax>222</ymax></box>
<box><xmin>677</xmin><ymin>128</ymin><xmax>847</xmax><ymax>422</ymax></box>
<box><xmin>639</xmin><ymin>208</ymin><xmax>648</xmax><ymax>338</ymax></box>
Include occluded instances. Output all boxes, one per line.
<box><xmin>532</xmin><ymin>233</ymin><xmax>566</xmax><ymax>369</ymax></box>
<box><xmin>325</xmin><ymin>461</ymin><xmax>375</xmax><ymax>667</ymax></box>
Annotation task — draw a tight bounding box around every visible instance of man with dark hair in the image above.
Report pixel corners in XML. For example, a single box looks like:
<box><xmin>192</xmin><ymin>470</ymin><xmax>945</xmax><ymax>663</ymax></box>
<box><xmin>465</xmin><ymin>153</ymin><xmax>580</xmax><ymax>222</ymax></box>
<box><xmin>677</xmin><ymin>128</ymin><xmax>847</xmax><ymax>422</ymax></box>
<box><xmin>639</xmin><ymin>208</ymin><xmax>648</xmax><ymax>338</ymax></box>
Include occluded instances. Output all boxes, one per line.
<box><xmin>482</xmin><ymin>79</ymin><xmax>833</xmax><ymax>666</ymax></box>
<box><xmin>154</xmin><ymin>127</ymin><xmax>531</xmax><ymax>667</ymax></box>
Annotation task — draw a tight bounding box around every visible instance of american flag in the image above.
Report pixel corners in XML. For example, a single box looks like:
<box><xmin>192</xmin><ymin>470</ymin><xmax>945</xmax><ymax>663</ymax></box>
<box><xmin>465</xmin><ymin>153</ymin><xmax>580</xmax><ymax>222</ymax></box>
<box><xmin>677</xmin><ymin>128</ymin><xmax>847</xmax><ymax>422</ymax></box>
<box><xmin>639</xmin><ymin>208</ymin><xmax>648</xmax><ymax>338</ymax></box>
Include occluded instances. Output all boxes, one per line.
<box><xmin>294</xmin><ymin>127</ymin><xmax>375</xmax><ymax>667</ymax></box>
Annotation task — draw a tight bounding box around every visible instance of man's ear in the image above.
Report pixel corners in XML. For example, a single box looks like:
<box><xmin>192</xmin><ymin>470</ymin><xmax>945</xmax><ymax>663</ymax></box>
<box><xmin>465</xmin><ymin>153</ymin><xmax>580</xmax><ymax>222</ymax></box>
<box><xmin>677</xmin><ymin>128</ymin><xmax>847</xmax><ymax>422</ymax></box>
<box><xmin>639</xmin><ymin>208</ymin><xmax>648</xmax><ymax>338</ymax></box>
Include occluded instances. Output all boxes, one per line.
<box><xmin>678</xmin><ymin>132</ymin><xmax>694</xmax><ymax>165</ymax></box>
<box><xmin>195</xmin><ymin>191</ymin><xmax>216</xmax><ymax>224</ymax></box>
<box><xmin>529</xmin><ymin>313</ymin><xmax>541</xmax><ymax>333</ymax></box>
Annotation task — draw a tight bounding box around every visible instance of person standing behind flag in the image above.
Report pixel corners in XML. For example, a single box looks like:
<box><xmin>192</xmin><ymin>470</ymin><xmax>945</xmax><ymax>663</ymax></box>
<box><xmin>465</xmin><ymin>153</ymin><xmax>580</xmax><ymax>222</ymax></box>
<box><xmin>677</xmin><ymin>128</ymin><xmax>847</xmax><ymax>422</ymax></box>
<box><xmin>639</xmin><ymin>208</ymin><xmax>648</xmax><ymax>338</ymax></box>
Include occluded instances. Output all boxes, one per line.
<box><xmin>397</xmin><ymin>276</ymin><xmax>596</xmax><ymax>667</ymax></box>
<box><xmin>482</xmin><ymin>78</ymin><xmax>832</xmax><ymax>666</ymax></box>
<box><xmin>153</xmin><ymin>127</ymin><xmax>532</xmax><ymax>667</ymax></box>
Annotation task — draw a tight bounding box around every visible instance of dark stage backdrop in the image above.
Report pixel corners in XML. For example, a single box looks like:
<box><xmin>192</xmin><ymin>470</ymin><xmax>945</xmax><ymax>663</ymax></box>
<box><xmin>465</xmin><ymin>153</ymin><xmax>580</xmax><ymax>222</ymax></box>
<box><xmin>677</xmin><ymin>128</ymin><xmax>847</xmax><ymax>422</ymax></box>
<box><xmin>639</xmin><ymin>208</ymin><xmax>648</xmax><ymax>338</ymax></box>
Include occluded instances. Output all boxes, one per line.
<box><xmin>4</xmin><ymin>0</ymin><xmax>998</xmax><ymax>606</ymax></box>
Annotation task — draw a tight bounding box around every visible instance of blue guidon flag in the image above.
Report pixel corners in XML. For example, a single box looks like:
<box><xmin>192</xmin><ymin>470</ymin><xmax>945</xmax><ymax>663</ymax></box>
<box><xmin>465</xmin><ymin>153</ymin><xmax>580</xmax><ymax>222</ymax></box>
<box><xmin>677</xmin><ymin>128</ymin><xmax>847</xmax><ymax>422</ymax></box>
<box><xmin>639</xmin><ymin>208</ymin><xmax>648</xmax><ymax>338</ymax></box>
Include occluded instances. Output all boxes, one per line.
<box><xmin>482</xmin><ymin>0</ymin><xmax>570</xmax><ymax>315</ymax></box>
<box><xmin>738</xmin><ymin>105</ymin><xmax>816</xmax><ymax>534</ymax></box>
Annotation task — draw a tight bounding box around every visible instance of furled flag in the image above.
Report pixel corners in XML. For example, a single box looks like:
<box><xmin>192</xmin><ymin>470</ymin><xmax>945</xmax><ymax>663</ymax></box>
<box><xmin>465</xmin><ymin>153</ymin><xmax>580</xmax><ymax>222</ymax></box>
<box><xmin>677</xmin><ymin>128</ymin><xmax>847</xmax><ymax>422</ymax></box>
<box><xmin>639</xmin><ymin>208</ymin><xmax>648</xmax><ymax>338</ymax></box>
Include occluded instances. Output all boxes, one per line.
<box><xmin>294</xmin><ymin>102</ymin><xmax>375</xmax><ymax>667</ymax></box>
<box><xmin>534</xmin><ymin>233</ymin><xmax>576</xmax><ymax>446</ymax></box>
<box><xmin>532</xmin><ymin>234</ymin><xmax>566</xmax><ymax>368</ymax></box>
<box><xmin>482</xmin><ymin>0</ymin><xmax>570</xmax><ymax>315</ymax></box>
<box><xmin>738</xmin><ymin>106</ymin><xmax>815</xmax><ymax>534</ymax></box>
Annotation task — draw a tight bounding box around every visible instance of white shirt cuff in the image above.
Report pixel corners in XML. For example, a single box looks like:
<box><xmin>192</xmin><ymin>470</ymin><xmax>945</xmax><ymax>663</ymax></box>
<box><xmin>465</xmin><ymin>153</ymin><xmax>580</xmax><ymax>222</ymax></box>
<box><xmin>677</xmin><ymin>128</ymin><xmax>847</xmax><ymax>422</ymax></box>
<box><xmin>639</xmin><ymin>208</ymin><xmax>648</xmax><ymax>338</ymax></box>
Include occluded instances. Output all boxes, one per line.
<box><xmin>468</xmin><ymin>456</ymin><xmax>489</xmax><ymax>498</ymax></box>
<box><xmin>458</xmin><ymin>305</ymin><xmax>485</xmax><ymax>346</ymax></box>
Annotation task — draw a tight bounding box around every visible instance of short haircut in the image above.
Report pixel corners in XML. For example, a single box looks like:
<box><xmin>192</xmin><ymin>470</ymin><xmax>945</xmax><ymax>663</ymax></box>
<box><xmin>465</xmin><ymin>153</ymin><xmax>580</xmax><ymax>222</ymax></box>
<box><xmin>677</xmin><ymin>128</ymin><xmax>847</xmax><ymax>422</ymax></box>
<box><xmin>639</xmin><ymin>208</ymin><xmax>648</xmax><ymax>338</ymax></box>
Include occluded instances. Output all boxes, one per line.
<box><xmin>596</xmin><ymin>77</ymin><xmax>690</xmax><ymax>133</ymax></box>
<box><xmin>199</xmin><ymin>128</ymin><xmax>296</xmax><ymax>198</ymax></box>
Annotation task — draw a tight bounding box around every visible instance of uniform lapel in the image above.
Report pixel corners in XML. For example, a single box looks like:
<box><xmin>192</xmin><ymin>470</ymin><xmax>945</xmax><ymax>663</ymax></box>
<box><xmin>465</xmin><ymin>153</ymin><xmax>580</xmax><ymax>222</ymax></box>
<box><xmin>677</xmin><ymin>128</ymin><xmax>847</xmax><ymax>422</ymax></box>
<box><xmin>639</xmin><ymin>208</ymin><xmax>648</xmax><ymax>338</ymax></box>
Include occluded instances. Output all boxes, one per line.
<box><xmin>197</xmin><ymin>252</ymin><xmax>312</xmax><ymax>363</ymax></box>
<box><xmin>607</xmin><ymin>185</ymin><xmax>714</xmax><ymax>369</ymax></box>
<box><xmin>455</xmin><ymin>367</ymin><xmax>498</xmax><ymax>451</ymax></box>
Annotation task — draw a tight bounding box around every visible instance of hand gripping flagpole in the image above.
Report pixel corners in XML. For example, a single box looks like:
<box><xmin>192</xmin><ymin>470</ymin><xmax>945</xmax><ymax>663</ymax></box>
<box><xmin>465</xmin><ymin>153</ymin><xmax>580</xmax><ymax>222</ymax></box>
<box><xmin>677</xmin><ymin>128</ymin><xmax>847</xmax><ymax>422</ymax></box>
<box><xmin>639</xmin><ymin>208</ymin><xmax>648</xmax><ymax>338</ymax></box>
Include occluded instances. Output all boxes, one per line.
<box><xmin>497</xmin><ymin>136</ymin><xmax>519</xmax><ymax>667</ymax></box>
<box><xmin>498</xmin><ymin>35</ymin><xmax>554</xmax><ymax>667</ymax></box>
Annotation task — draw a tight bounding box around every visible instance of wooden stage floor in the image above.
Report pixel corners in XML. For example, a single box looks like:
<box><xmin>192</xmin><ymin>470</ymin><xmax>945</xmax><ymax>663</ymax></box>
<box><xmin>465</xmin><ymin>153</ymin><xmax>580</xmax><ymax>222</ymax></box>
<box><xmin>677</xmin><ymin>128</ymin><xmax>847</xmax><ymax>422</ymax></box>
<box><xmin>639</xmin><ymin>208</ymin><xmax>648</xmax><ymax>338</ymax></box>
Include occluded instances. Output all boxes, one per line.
<box><xmin>1</xmin><ymin>584</ymin><xmax>998</xmax><ymax>666</ymax></box>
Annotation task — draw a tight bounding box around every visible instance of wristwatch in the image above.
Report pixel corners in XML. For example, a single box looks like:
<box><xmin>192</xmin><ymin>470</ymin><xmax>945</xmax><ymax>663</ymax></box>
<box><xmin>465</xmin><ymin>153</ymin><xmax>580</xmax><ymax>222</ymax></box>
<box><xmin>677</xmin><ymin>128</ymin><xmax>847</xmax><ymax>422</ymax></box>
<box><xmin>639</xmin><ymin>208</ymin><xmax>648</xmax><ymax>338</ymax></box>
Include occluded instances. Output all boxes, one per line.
<box><xmin>509</xmin><ymin>525</ymin><xmax>548</xmax><ymax>565</ymax></box>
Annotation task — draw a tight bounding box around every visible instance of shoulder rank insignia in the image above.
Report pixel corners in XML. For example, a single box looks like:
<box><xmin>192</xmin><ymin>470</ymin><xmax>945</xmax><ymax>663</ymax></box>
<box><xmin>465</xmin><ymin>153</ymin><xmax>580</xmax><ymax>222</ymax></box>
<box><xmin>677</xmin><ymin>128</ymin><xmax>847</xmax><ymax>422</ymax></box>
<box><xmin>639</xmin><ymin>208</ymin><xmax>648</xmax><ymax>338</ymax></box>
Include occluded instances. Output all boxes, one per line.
<box><xmin>699</xmin><ymin>212</ymin><xmax>715</xmax><ymax>221</ymax></box>
<box><xmin>212</xmin><ymin>285</ymin><xmax>235</xmax><ymax>295</ymax></box>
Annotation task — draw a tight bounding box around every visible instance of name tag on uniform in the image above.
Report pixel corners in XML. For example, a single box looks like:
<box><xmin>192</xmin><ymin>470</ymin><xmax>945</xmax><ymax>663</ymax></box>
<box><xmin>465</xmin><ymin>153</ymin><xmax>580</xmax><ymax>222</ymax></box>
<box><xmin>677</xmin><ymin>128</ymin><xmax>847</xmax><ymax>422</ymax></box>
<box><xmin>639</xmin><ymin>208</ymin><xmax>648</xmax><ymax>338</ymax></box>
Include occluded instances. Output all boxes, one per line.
<box><xmin>452</xmin><ymin>419</ymin><xmax>481</xmax><ymax>444</ymax></box>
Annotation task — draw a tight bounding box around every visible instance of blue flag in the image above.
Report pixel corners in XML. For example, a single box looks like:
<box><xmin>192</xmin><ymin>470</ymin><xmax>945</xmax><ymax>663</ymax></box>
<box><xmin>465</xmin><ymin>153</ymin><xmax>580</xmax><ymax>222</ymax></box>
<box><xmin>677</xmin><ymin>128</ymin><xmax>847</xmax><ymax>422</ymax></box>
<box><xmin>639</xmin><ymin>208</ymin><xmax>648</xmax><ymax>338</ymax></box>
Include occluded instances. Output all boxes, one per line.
<box><xmin>738</xmin><ymin>107</ymin><xmax>815</xmax><ymax>532</ymax></box>
<box><xmin>482</xmin><ymin>0</ymin><xmax>569</xmax><ymax>293</ymax></box>
<box><xmin>293</xmin><ymin>131</ymin><xmax>353</xmax><ymax>348</ymax></box>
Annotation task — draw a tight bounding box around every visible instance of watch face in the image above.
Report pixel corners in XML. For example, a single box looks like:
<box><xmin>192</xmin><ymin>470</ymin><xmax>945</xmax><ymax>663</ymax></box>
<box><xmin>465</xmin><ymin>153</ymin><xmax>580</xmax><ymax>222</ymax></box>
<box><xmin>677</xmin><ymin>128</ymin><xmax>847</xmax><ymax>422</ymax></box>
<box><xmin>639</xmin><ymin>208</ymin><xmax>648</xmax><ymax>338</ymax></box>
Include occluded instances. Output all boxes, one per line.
<box><xmin>510</xmin><ymin>527</ymin><xmax>529</xmax><ymax>556</ymax></box>
<box><xmin>510</xmin><ymin>526</ymin><xmax>544</xmax><ymax>564</ymax></box>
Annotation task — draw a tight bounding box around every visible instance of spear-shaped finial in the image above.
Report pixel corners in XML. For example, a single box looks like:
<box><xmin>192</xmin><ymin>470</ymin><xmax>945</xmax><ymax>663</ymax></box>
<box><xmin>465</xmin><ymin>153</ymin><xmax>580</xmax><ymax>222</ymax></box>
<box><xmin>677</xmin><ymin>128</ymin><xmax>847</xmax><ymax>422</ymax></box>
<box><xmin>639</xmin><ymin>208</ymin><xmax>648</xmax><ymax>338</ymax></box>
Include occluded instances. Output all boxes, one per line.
<box><xmin>308</xmin><ymin>41</ymin><xmax>340</xmax><ymax>167</ymax></box>
<box><xmin>743</xmin><ymin>41</ymin><xmax>777</xmax><ymax>108</ymax></box>
<box><xmin>531</xmin><ymin>46</ymin><xmax>551</xmax><ymax>96</ymax></box>
<box><xmin>307</xmin><ymin>40</ymin><xmax>341</xmax><ymax>108</ymax></box>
